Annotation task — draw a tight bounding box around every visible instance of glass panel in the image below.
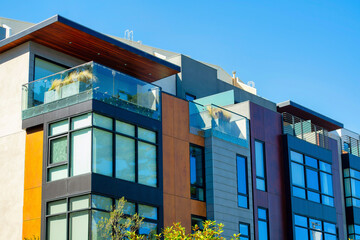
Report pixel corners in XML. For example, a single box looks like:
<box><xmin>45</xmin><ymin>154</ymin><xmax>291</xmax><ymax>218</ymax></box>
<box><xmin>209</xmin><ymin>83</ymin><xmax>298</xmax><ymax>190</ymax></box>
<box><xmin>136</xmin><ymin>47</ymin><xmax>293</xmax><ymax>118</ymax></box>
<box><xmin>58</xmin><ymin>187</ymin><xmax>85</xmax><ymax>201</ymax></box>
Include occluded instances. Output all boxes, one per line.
<box><xmin>256</xmin><ymin>178</ymin><xmax>266</xmax><ymax>191</ymax></box>
<box><xmin>123</xmin><ymin>202</ymin><xmax>136</xmax><ymax>215</ymax></box>
<box><xmin>138</xmin><ymin>128</ymin><xmax>156</xmax><ymax>143</ymax></box>
<box><xmin>69</xmin><ymin>211</ymin><xmax>89</xmax><ymax>240</ymax></box>
<box><xmin>239</xmin><ymin>223</ymin><xmax>249</xmax><ymax>236</ymax></box>
<box><xmin>237</xmin><ymin>155</ymin><xmax>247</xmax><ymax>195</ymax></box>
<box><xmin>34</xmin><ymin>57</ymin><xmax>67</xmax><ymax>80</ymax></box>
<box><xmin>309</xmin><ymin>219</ymin><xmax>322</xmax><ymax>231</ymax></box>
<box><xmin>71</xmin><ymin>113</ymin><xmax>92</xmax><ymax>130</ymax></box>
<box><xmin>93</xmin><ymin>129</ymin><xmax>113</xmax><ymax>177</ymax></box>
<box><xmin>355</xmin><ymin>224</ymin><xmax>360</xmax><ymax>233</ymax></box>
<box><xmin>115</xmin><ymin>120</ymin><xmax>135</xmax><ymax>137</ymax></box>
<box><xmin>293</xmin><ymin>186</ymin><xmax>306</xmax><ymax>199</ymax></box>
<box><xmin>115</xmin><ymin>135</ymin><xmax>135</xmax><ymax>182</ymax></box>
<box><xmin>48</xmin><ymin>200</ymin><xmax>67</xmax><ymax>215</ymax></box>
<box><xmin>308</xmin><ymin>191</ymin><xmax>320</xmax><ymax>203</ymax></box>
<box><xmin>324</xmin><ymin>233</ymin><xmax>336</xmax><ymax>240</ymax></box>
<box><xmin>238</xmin><ymin>195</ymin><xmax>248</xmax><ymax>208</ymax></box>
<box><xmin>258</xmin><ymin>208</ymin><xmax>267</xmax><ymax>220</ymax></box>
<box><xmin>92</xmin><ymin>210</ymin><xmax>110</xmax><ymax>240</ymax></box>
<box><xmin>323</xmin><ymin>222</ymin><xmax>336</xmax><ymax>234</ymax></box>
<box><xmin>353</xmin><ymin>198</ymin><xmax>360</xmax><ymax>207</ymax></box>
<box><xmin>352</xmin><ymin>179</ymin><xmax>360</xmax><ymax>198</ymax></box>
<box><xmin>93</xmin><ymin>113</ymin><xmax>113</xmax><ymax>130</ymax></box>
<box><xmin>92</xmin><ymin>195</ymin><xmax>112</xmax><ymax>211</ymax></box>
<box><xmin>138</xmin><ymin>142</ymin><xmax>157</xmax><ymax>187</ymax></box>
<box><xmin>291</xmin><ymin>163</ymin><xmax>305</xmax><ymax>187</ymax></box>
<box><xmin>322</xmin><ymin>196</ymin><xmax>334</xmax><ymax>207</ymax></box>
<box><xmin>50</xmin><ymin>120</ymin><xmax>68</xmax><ymax>136</ymax></box>
<box><xmin>138</xmin><ymin>204</ymin><xmax>157</xmax><ymax>220</ymax></box>
<box><xmin>295</xmin><ymin>226</ymin><xmax>309</xmax><ymax>240</ymax></box>
<box><xmin>47</xmin><ymin>215</ymin><xmax>67</xmax><ymax>240</ymax></box>
<box><xmin>320</xmin><ymin>172</ymin><xmax>333</xmax><ymax>196</ymax></box>
<box><xmin>310</xmin><ymin>230</ymin><xmax>323</xmax><ymax>240</ymax></box>
<box><xmin>344</xmin><ymin>168</ymin><xmax>350</xmax><ymax>178</ymax></box>
<box><xmin>320</xmin><ymin>162</ymin><xmax>331</xmax><ymax>173</ymax></box>
<box><xmin>306</xmin><ymin>169</ymin><xmax>319</xmax><ymax>190</ymax></box>
<box><xmin>192</xmin><ymin>216</ymin><xmax>205</xmax><ymax>230</ymax></box>
<box><xmin>294</xmin><ymin>215</ymin><xmax>308</xmax><ymax>227</ymax></box>
<box><xmin>344</xmin><ymin>178</ymin><xmax>352</xmax><ymax>197</ymax></box>
<box><xmin>71</xmin><ymin>129</ymin><xmax>91</xmax><ymax>176</ymax></box>
<box><xmin>190</xmin><ymin>145</ymin><xmax>204</xmax><ymax>193</ymax></box>
<box><xmin>48</xmin><ymin>165</ymin><xmax>68</xmax><ymax>181</ymax></box>
<box><xmin>70</xmin><ymin>195</ymin><xmax>89</xmax><ymax>211</ymax></box>
<box><xmin>255</xmin><ymin>141</ymin><xmax>265</xmax><ymax>178</ymax></box>
<box><xmin>291</xmin><ymin>151</ymin><xmax>303</xmax><ymax>164</ymax></box>
<box><xmin>305</xmin><ymin>156</ymin><xmax>318</xmax><ymax>169</ymax></box>
<box><xmin>139</xmin><ymin>222</ymin><xmax>157</xmax><ymax>235</ymax></box>
<box><xmin>258</xmin><ymin>220</ymin><xmax>268</xmax><ymax>240</ymax></box>
<box><xmin>50</xmin><ymin>137</ymin><xmax>67</xmax><ymax>164</ymax></box>
<box><xmin>351</xmin><ymin>169</ymin><xmax>360</xmax><ymax>180</ymax></box>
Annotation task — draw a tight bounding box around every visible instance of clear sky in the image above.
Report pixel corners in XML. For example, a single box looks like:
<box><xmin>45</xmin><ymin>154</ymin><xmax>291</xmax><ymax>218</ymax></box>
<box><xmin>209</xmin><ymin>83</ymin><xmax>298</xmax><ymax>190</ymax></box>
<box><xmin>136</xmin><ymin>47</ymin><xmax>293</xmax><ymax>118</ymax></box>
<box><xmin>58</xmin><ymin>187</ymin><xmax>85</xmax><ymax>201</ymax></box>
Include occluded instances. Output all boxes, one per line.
<box><xmin>2</xmin><ymin>0</ymin><xmax>360</xmax><ymax>133</ymax></box>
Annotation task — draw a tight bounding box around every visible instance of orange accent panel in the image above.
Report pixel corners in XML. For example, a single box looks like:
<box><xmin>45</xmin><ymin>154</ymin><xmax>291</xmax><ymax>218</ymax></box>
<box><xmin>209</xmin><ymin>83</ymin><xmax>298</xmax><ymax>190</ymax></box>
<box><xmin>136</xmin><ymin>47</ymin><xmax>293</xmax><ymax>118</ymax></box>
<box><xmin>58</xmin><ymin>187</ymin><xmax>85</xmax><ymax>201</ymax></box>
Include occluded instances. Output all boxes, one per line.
<box><xmin>23</xmin><ymin>219</ymin><xmax>41</xmax><ymax>239</ymax></box>
<box><xmin>189</xmin><ymin>134</ymin><xmax>205</xmax><ymax>147</ymax></box>
<box><xmin>191</xmin><ymin>200</ymin><xmax>207</xmax><ymax>217</ymax></box>
<box><xmin>162</xmin><ymin>93</ymin><xmax>174</xmax><ymax>137</ymax></box>
<box><xmin>23</xmin><ymin>126</ymin><xmax>43</xmax><ymax>239</ymax></box>
<box><xmin>174</xmin><ymin>139</ymin><xmax>190</xmax><ymax>198</ymax></box>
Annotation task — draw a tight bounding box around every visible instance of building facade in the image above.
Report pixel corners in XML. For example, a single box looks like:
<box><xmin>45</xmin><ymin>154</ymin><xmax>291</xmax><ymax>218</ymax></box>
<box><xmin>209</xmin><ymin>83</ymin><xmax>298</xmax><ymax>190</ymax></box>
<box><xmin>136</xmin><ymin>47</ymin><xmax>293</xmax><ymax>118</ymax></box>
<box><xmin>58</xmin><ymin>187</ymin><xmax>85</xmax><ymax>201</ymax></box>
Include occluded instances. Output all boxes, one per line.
<box><xmin>0</xmin><ymin>15</ymin><xmax>358</xmax><ymax>240</ymax></box>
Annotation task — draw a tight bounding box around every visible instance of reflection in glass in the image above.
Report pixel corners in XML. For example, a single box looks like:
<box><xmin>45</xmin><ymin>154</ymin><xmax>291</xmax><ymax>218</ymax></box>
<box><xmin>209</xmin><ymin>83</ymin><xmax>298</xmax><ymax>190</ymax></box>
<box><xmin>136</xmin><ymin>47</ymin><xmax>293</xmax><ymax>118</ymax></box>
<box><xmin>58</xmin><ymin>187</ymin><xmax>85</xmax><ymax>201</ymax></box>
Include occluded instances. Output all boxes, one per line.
<box><xmin>292</xmin><ymin>163</ymin><xmax>305</xmax><ymax>187</ymax></box>
<box><xmin>92</xmin><ymin>195</ymin><xmax>112</xmax><ymax>211</ymax></box>
<box><xmin>50</xmin><ymin>137</ymin><xmax>67</xmax><ymax>164</ymax></box>
<box><xmin>306</xmin><ymin>169</ymin><xmax>319</xmax><ymax>190</ymax></box>
<box><xmin>138</xmin><ymin>128</ymin><xmax>156</xmax><ymax>143</ymax></box>
<box><xmin>69</xmin><ymin>211</ymin><xmax>89</xmax><ymax>240</ymax></box>
<box><xmin>116</xmin><ymin>135</ymin><xmax>135</xmax><ymax>182</ymax></box>
<box><xmin>138</xmin><ymin>142</ymin><xmax>157</xmax><ymax>187</ymax></box>
<box><xmin>71</xmin><ymin>129</ymin><xmax>91</xmax><ymax>176</ymax></box>
<box><xmin>116</xmin><ymin>120</ymin><xmax>135</xmax><ymax>137</ymax></box>
<box><xmin>93</xmin><ymin>129</ymin><xmax>113</xmax><ymax>177</ymax></box>
<box><xmin>139</xmin><ymin>204</ymin><xmax>157</xmax><ymax>220</ymax></box>
<box><xmin>92</xmin><ymin>210</ymin><xmax>110</xmax><ymax>240</ymax></box>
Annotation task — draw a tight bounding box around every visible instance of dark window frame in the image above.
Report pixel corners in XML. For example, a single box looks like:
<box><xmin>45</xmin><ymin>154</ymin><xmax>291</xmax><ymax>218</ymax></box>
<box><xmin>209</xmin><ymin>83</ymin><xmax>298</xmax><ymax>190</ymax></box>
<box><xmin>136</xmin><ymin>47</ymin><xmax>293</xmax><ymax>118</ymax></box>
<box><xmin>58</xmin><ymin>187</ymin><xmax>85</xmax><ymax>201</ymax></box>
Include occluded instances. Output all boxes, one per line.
<box><xmin>239</xmin><ymin>221</ymin><xmax>250</xmax><ymax>240</ymax></box>
<box><xmin>293</xmin><ymin>213</ymin><xmax>337</xmax><ymax>240</ymax></box>
<box><xmin>190</xmin><ymin>143</ymin><xmax>206</xmax><ymax>201</ymax></box>
<box><xmin>236</xmin><ymin>154</ymin><xmax>249</xmax><ymax>209</ymax></box>
<box><xmin>191</xmin><ymin>214</ymin><xmax>207</xmax><ymax>232</ymax></box>
<box><xmin>257</xmin><ymin>207</ymin><xmax>269</xmax><ymax>240</ymax></box>
<box><xmin>254</xmin><ymin>140</ymin><xmax>267</xmax><ymax>192</ymax></box>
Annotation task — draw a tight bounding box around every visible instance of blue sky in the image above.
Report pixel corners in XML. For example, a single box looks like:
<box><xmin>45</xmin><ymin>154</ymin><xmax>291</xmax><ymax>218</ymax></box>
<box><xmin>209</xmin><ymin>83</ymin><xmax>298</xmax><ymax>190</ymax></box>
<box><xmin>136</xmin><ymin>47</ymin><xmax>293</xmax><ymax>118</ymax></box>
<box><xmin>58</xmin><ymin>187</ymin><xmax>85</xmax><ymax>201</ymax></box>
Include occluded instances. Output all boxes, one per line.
<box><xmin>2</xmin><ymin>0</ymin><xmax>360</xmax><ymax>133</ymax></box>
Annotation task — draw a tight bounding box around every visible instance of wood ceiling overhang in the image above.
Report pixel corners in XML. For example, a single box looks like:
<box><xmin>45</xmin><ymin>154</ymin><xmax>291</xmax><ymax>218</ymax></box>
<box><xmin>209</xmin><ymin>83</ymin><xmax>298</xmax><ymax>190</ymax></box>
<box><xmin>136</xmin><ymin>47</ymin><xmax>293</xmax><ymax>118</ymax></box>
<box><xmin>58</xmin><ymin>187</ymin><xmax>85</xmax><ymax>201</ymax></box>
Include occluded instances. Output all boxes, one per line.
<box><xmin>0</xmin><ymin>15</ymin><xmax>180</xmax><ymax>82</ymax></box>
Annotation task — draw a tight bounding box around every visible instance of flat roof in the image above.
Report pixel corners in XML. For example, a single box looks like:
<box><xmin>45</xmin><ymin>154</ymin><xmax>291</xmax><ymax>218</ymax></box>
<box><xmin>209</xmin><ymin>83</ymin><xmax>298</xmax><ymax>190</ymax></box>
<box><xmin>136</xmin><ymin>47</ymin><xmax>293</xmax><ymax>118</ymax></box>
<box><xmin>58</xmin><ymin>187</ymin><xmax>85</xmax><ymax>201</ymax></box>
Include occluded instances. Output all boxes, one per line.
<box><xmin>277</xmin><ymin>100</ymin><xmax>343</xmax><ymax>131</ymax></box>
<box><xmin>0</xmin><ymin>15</ymin><xmax>180</xmax><ymax>82</ymax></box>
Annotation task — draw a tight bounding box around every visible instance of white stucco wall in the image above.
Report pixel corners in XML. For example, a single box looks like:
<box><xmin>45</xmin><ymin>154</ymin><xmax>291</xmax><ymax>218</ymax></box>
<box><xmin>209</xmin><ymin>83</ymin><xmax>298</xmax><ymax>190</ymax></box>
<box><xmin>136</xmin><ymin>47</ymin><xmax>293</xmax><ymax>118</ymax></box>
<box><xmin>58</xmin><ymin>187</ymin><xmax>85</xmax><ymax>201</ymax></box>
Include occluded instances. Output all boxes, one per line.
<box><xmin>0</xmin><ymin>42</ymin><xmax>30</xmax><ymax>240</ymax></box>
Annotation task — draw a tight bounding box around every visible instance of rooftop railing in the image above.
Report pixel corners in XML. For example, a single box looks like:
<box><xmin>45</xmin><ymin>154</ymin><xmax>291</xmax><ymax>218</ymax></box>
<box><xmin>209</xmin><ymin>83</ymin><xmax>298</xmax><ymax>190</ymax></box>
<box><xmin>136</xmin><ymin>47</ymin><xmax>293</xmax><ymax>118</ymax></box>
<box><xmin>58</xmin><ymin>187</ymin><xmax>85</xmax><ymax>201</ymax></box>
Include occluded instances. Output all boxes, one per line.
<box><xmin>282</xmin><ymin>112</ymin><xmax>329</xmax><ymax>149</ymax></box>
<box><xmin>189</xmin><ymin>102</ymin><xmax>249</xmax><ymax>147</ymax></box>
<box><xmin>22</xmin><ymin>62</ymin><xmax>161</xmax><ymax>120</ymax></box>
<box><xmin>342</xmin><ymin>135</ymin><xmax>360</xmax><ymax>157</ymax></box>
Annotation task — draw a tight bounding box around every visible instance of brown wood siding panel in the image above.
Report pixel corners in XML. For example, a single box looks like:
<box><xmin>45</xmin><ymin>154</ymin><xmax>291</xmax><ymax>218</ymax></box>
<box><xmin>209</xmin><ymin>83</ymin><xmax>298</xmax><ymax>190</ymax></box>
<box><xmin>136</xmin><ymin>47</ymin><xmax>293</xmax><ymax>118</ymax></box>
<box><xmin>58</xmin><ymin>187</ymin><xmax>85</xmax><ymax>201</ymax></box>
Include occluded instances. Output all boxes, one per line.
<box><xmin>173</xmin><ymin>97</ymin><xmax>189</xmax><ymax>142</ymax></box>
<box><xmin>163</xmin><ymin>194</ymin><xmax>176</xmax><ymax>227</ymax></box>
<box><xmin>23</xmin><ymin>126</ymin><xmax>43</xmax><ymax>239</ymax></box>
<box><xmin>175</xmin><ymin>197</ymin><xmax>191</xmax><ymax>234</ymax></box>
<box><xmin>174</xmin><ymin>139</ymin><xmax>190</xmax><ymax>198</ymax></box>
<box><xmin>189</xmin><ymin>134</ymin><xmax>205</xmax><ymax>147</ymax></box>
<box><xmin>163</xmin><ymin>135</ymin><xmax>175</xmax><ymax>195</ymax></box>
<box><xmin>190</xmin><ymin>200</ymin><xmax>207</xmax><ymax>217</ymax></box>
<box><xmin>162</xmin><ymin>94</ymin><xmax>174</xmax><ymax>137</ymax></box>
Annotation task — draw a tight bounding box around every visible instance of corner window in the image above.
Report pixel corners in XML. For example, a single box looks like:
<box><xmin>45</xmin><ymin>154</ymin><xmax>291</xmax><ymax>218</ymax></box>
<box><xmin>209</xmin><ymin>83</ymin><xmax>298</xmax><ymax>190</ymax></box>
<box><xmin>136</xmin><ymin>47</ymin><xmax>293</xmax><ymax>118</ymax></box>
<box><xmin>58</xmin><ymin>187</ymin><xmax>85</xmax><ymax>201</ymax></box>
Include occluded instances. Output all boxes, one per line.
<box><xmin>294</xmin><ymin>214</ymin><xmax>336</xmax><ymax>240</ymax></box>
<box><xmin>255</xmin><ymin>140</ymin><xmax>266</xmax><ymax>191</ymax></box>
<box><xmin>290</xmin><ymin>151</ymin><xmax>334</xmax><ymax>206</ymax></box>
<box><xmin>47</xmin><ymin>113</ymin><xmax>158</xmax><ymax>187</ymax></box>
<box><xmin>344</xmin><ymin>168</ymin><xmax>360</xmax><ymax>207</ymax></box>
<box><xmin>258</xmin><ymin>208</ymin><xmax>269</xmax><ymax>240</ymax></box>
<box><xmin>190</xmin><ymin>144</ymin><xmax>205</xmax><ymax>201</ymax></box>
<box><xmin>348</xmin><ymin>224</ymin><xmax>360</xmax><ymax>240</ymax></box>
<box><xmin>237</xmin><ymin>155</ymin><xmax>248</xmax><ymax>208</ymax></box>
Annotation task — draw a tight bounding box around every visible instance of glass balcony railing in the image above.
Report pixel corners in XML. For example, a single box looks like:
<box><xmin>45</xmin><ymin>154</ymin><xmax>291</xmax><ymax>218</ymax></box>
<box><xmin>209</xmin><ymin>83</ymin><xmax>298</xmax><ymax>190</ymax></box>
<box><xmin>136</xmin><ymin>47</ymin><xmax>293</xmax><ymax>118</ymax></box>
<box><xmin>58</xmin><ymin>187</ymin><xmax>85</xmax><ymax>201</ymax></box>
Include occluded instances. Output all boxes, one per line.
<box><xmin>22</xmin><ymin>62</ymin><xmax>161</xmax><ymax>120</ymax></box>
<box><xmin>342</xmin><ymin>135</ymin><xmax>360</xmax><ymax>157</ymax></box>
<box><xmin>189</xmin><ymin>102</ymin><xmax>249</xmax><ymax>147</ymax></box>
<box><xmin>282</xmin><ymin>112</ymin><xmax>329</xmax><ymax>149</ymax></box>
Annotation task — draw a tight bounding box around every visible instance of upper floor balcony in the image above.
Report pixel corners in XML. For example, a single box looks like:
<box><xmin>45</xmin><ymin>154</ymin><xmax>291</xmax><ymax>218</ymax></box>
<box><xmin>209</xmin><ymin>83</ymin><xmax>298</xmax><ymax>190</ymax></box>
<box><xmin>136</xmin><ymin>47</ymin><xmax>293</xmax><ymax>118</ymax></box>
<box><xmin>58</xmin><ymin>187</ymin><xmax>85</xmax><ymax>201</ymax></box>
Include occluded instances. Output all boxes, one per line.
<box><xmin>22</xmin><ymin>62</ymin><xmax>161</xmax><ymax>120</ymax></box>
<box><xmin>282</xmin><ymin>112</ymin><xmax>329</xmax><ymax>149</ymax></box>
<box><xmin>342</xmin><ymin>135</ymin><xmax>360</xmax><ymax>157</ymax></box>
<box><xmin>189</xmin><ymin>101</ymin><xmax>249</xmax><ymax>147</ymax></box>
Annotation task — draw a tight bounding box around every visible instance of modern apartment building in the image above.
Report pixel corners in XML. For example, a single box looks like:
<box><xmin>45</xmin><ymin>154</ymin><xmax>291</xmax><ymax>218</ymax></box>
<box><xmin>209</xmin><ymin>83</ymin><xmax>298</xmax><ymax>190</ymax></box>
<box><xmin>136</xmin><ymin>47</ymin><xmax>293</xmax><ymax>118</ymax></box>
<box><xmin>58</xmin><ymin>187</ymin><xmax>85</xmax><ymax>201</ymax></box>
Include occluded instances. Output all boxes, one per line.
<box><xmin>0</xmin><ymin>15</ymin><xmax>358</xmax><ymax>240</ymax></box>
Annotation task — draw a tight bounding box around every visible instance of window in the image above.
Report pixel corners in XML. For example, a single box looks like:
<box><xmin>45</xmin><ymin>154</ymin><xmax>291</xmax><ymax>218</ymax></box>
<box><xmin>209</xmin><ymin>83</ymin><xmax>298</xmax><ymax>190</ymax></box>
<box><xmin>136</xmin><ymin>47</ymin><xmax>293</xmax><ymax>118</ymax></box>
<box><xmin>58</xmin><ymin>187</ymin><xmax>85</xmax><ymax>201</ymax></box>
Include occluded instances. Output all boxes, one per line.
<box><xmin>237</xmin><ymin>155</ymin><xmax>248</xmax><ymax>208</ymax></box>
<box><xmin>344</xmin><ymin>168</ymin><xmax>360</xmax><ymax>207</ymax></box>
<box><xmin>46</xmin><ymin>194</ymin><xmax>158</xmax><ymax>240</ymax></box>
<box><xmin>191</xmin><ymin>215</ymin><xmax>206</xmax><ymax>231</ymax></box>
<box><xmin>294</xmin><ymin>214</ymin><xmax>337</xmax><ymax>240</ymax></box>
<box><xmin>34</xmin><ymin>56</ymin><xmax>68</xmax><ymax>81</ymax></box>
<box><xmin>290</xmin><ymin>151</ymin><xmax>334</xmax><ymax>206</ymax></box>
<box><xmin>348</xmin><ymin>224</ymin><xmax>360</xmax><ymax>240</ymax></box>
<box><xmin>185</xmin><ymin>93</ymin><xmax>196</xmax><ymax>101</ymax></box>
<box><xmin>239</xmin><ymin>222</ymin><xmax>250</xmax><ymax>240</ymax></box>
<box><xmin>255</xmin><ymin>140</ymin><xmax>266</xmax><ymax>191</ymax></box>
<box><xmin>190</xmin><ymin>144</ymin><xmax>205</xmax><ymax>201</ymax></box>
<box><xmin>258</xmin><ymin>208</ymin><xmax>269</xmax><ymax>240</ymax></box>
<box><xmin>47</xmin><ymin>113</ymin><xmax>158</xmax><ymax>187</ymax></box>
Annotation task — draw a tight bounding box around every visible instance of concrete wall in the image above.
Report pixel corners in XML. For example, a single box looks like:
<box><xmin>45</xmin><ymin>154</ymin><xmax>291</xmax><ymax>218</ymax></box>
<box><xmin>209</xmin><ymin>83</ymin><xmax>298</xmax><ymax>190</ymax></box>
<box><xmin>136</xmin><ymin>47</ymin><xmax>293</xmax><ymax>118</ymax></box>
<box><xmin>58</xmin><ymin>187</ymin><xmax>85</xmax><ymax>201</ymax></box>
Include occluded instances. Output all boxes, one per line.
<box><xmin>205</xmin><ymin>136</ymin><xmax>253</xmax><ymax>239</ymax></box>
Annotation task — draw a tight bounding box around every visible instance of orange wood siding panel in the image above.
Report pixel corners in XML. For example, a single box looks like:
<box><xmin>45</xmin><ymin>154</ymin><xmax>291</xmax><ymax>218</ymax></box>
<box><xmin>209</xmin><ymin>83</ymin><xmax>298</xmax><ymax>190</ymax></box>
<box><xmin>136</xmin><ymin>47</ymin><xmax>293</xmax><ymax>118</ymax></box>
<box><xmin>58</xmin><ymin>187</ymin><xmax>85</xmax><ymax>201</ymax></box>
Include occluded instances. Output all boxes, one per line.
<box><xmin>162</xmin><ymin>93</ymin><xmax>206</xmax><ymax>232</ymax></box>
<box><xmin>23</xmin><ymin>126</ymin><xmax>43</xmax><ymax>239</ymax></box>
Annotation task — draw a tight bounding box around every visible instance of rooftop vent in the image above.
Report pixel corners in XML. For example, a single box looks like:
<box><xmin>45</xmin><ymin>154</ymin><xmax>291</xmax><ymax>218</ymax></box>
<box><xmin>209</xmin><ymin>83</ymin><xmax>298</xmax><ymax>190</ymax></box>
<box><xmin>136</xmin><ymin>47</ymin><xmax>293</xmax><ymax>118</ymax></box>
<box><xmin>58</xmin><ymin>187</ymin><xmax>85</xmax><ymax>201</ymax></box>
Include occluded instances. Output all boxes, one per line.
<box><xmin>0</xmin><ymin>24</ymin><xmax>11</xmax><ymax>40</ymax></box>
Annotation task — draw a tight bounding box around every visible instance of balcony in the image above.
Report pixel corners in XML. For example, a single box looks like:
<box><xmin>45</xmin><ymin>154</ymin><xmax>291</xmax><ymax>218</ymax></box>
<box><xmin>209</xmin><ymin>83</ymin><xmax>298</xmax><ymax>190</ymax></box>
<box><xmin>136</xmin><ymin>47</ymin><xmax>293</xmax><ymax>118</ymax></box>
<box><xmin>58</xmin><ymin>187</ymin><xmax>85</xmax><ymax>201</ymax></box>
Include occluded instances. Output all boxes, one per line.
<box><xmin>189</xmin><ymin>102</ymin><xmax>249</xmax><ymax>147</ymax></box>
<box><xmin>22</xmin><ymin>62</ymin><xmax>161</xmax><ymax>120</ymax></box>
<box><xmin>282</xmin><ymin>112</ymin><xmax>329</xmax><ymax>149</ymax></box>
<box><xmin>342</xmin><ymin>135</ymin><xmax>360</xmax><ymax>157</ymax></box>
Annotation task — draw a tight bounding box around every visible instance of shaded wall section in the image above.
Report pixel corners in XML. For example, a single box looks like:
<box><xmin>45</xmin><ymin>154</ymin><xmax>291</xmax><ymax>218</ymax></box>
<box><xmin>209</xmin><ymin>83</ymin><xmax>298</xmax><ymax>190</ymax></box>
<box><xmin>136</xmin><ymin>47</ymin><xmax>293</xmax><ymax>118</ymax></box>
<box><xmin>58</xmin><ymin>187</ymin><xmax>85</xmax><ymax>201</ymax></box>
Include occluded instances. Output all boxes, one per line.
<box><xmin>162</xmin><ymin>93</ymin><xmax>206</xmax><ymax>233</ymax></box>
<box><xmin>22</xmin><ymin>126</ymin><xmax>43</xmax><ymax>239</ymax></box>
<box><xmin>249</xmin><ymin>102</ymin><xmax>287</xmax><ymax>240</ymax></box>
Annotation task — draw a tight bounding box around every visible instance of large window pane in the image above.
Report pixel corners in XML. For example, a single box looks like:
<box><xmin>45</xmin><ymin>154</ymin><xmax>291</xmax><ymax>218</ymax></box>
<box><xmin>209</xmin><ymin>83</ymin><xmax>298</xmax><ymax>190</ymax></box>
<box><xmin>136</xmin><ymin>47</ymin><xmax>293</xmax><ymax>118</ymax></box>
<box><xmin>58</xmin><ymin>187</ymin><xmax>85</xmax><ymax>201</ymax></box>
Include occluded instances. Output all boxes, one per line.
<box><xmin>306</xmin><ymin>169</ymin><xmax>319</xmax><ymax>190</ymax></box>
<box><xmin>255</xmin><ymin>141</ymin><xmax>265</xmax><ymax>178</ymax></box>
<box><xmin>92</xmin><ymin>195</ymin><xmax>112</xmax><ymax>211</ymax></box>
<box><xmin>291</xmin><ymin>162</ymin><xmax>305</xmax><ymax>187</ymax></box>
<box><xmin>138</xmin><ymin>142</ymin><xmax>157</xmax><ymax>187</ymax></box>
<box><xmin>352</xmin><ymin>179</ymin><xmax>360</xmax><ymax>198</ymax></box>
<box><xmin>320</xmin><ymin>172</ymin><xmax>333</xmax><ymax>196</ymax></box>
<box><xmin>258</xmin><ymin>221</ymin><xmax>268</xmax><ymax>240</ymax></box>
<box><xmin>34</xmin><ymin>57</ymin><xmax>67</xmax><ymax>80</ymax></box>
<box><xmin>237</xmin><ymin>156</ymin><xmax>247</xmax><ymax>195</ymax></box>
<box><xmin>47</xmin><ymin>215</ymin><xmax>67</xmax><ymax>240</ymax></box>
<box><xmin>50</xmin><ymin>137</ymin><xmax>67</xmax><ymax>164</ymax></box>
<box><xmin>50</xmin><ymin>120</ymin><xmax>68</xmax><ymax>136</ymax></box>
<box><xmin>295</xmin><ymin>227</ymin><xmax>309</xmax><ymax>240</ymax></box>
<box><xmin>92</xmin><ymin>210</ymin><xmax>110</xmax><ymax>240</ymax></box>
<box><xmin>71</xmin><ymin>129</ymin><xmax>91</xmax><ymax>176</ymax></box>
<box><xmin>116</xmin><ymin>135</ymin><xmax>135</xmax><ymax>182</ymax></box>
<box><xmin>190</xmin><ymin>145</ymin><xmax>205</xmax><ymax>201</ymax></box>
<box><xmin>93</xmin><ymin>129</ymin><xmax>113</xmax><ymax>177</ymax></box>
<box><xmin>71</xmin><ymin>113</ymin><xmax>92</xmax><ymax>130</ymax></box>
<box><xmin>139</xmin><ymin>204</ymin><xmax>157</xmax><ymax>220</ymax></box>
<box><xmin>69</xmin><ymin>211</ymin><xmax>89</xmax><ymax>240</ymax></box>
